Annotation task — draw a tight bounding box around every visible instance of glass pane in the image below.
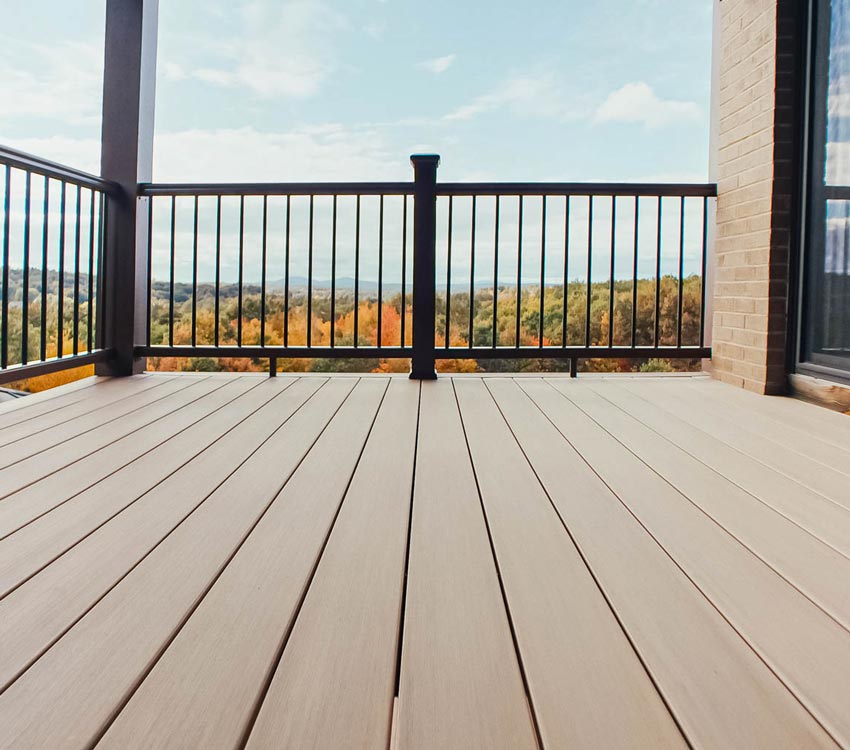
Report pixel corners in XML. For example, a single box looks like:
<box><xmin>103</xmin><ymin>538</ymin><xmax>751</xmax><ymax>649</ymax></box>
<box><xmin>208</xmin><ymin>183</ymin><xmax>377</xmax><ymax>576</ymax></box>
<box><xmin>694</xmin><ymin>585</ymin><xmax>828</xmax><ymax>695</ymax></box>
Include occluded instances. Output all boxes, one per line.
<box><xmin>812</xmin><ymin>200</ymin><xmax>850</xmax><ymax>361</ymax></box>
<box><xmin>826</xmin><ymin>0</ymin><xmax>850</xmax><ymax>185</ymax></box>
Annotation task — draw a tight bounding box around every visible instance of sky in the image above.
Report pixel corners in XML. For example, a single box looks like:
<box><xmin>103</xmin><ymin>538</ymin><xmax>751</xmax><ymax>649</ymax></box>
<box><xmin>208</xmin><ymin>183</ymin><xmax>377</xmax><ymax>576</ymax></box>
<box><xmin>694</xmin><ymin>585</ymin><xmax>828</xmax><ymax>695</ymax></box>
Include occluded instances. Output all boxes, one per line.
<box><xmin>0</xmin><ymin>0</ymin><xmax>713</xmax><ymax>183</ymax></box>
<box><xmin>0</xmin><ymin>0</ymin><xmax>715</xmax><ymax>286</ymax></box>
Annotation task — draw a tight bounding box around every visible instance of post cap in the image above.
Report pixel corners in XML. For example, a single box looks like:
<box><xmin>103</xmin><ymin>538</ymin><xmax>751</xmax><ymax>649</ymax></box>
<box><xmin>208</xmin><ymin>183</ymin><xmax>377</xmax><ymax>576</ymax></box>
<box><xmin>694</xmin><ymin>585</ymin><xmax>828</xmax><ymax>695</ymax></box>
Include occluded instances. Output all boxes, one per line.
<box><xmin>410</xmin><ymin>154</ymin><xmax>441</xmax><ymax>168</ymax></box>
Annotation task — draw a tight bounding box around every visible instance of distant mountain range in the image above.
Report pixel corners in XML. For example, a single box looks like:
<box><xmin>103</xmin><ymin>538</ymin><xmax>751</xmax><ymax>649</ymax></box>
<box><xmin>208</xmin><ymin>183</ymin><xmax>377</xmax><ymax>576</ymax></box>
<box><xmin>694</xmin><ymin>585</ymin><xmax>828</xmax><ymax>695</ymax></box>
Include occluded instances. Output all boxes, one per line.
<box><xmin>4</xmin><ymin>267</ymin><xmax>700</xmax><ymax>303</ymax></box>
<box><xmin>188</xmin><ymin>277</ymin><xmax>568</xmax><ymax>292</ymax></box>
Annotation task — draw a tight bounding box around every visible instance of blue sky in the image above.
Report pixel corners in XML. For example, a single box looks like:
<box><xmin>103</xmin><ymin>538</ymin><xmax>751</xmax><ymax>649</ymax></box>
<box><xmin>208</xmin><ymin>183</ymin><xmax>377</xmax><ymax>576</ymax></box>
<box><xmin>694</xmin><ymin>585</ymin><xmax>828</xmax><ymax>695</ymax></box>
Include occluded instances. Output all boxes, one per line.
<box><xmin>0</xmin><ymin>0</ymin><xmax>713</xmax><ymax>183</ymax></box>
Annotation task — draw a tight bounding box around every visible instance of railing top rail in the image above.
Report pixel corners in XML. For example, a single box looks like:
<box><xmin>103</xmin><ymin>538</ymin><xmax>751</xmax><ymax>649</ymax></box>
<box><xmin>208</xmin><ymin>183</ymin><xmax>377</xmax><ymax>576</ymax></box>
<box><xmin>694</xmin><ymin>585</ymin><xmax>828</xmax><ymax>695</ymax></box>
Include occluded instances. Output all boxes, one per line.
<box><xmin>138</xmin><ymin>181</ymin><xmax>416</xmax><ymax>197</ymax></box>
<box><xmin>137</xmin><ymin>180</ymin><xmax>718</xmax><ymax>198</ymax></box>
<box><xmin>0</xmin><ymin>144</ymin><xmax>117</xmax><ymax>194</ymax></box>
<box><xmin>437</xmin><ymin>182</ymin><xmax>718</xmax><ymax>197</ymax></box>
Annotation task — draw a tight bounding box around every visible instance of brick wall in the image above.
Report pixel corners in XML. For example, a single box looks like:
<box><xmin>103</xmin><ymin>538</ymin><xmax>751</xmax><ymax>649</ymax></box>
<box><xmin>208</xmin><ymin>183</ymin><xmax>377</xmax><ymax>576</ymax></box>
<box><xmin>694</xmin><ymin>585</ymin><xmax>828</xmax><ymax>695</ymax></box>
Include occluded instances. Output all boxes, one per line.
<box><xmin>710</xmin><ymin>0</ymin><xmax>801</xmax><ymax>394</ymax></box>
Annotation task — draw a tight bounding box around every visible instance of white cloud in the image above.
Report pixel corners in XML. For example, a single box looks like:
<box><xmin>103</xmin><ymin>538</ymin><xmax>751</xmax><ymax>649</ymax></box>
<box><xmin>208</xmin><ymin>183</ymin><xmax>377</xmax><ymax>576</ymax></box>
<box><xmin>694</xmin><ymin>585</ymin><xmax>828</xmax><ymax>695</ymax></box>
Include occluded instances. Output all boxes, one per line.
<box><xmin>444</xmin><ymin>71</ymin><xmax>580</xmax><ymax>122</ymax></box>
<box><xmin>160</xmin><ymin>62</ymin><xmax>188</xmax><ymax>82</ymax></box>
<box><xmin>193</xmin><ymin>68</ymin><xmax>237</xmax><ymax>87</ymax></box>
<box><xmin>153</xmin><ymin>125</ymin><xmax>404</xmax><ymax>182</ymax></box>
<box><xmin>363</xmin><ymin>21</ymin><xmax>387</xmax><ymax>40</ymax></box>
<box><xmin>419</xmin><ymin>54</ymin><xmax>456</xmax><ymax>75</ymax></box>
<box><xmin>0</xmin><ymin>134</ymin><xmax>101</xmax><ymax>174</ymax></box>
<box><xmin>0</xmin><ymin>38</ymin><xmax>102</xmax><ymax>126</ymax></box>
<box><xmin>184</xmin><ymin>1</ymin><xmax>346</xmax><ymax>99</ymax></box>
<box><xmin>594</xmin><ymin>81</ymin><xmax>699</xmax><ymax>128</ymax></box>
<box><xmin>0</xmin><ymin>122</ymin><xmax>410</xmax><ymax>183</ymax></box>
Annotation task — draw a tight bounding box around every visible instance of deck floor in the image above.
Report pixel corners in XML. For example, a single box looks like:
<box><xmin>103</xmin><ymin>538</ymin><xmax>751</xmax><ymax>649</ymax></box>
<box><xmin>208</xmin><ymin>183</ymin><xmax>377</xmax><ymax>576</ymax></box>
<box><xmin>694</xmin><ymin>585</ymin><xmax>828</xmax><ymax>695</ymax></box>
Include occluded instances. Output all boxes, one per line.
<box><xmin>1</xmin><ymin>372</ymin><xmax>850</xmax><ymax>749</ymax></box>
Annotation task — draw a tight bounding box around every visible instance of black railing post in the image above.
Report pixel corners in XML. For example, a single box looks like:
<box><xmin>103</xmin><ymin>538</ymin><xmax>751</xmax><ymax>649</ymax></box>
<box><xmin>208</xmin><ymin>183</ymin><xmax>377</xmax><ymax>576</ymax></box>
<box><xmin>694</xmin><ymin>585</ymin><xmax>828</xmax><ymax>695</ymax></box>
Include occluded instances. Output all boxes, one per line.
<box><xmin>97</xmin><ymin>0</ymin><xmax>158</xmax><ymax>376</ymax></box>
<box><xmin>409</xmin><ymin>155</ymin><xmax>440</xmax><ymax>380</ymax></box>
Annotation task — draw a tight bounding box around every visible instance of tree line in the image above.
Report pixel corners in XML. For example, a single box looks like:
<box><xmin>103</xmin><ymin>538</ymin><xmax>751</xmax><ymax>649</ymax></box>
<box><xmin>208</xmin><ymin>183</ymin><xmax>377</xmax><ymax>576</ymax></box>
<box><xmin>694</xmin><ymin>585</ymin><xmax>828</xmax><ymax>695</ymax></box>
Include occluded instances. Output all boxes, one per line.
<box><xmin>0</xmin><ymin>270</ymin><xmax>704</xmax><ymax>386</ymax></box>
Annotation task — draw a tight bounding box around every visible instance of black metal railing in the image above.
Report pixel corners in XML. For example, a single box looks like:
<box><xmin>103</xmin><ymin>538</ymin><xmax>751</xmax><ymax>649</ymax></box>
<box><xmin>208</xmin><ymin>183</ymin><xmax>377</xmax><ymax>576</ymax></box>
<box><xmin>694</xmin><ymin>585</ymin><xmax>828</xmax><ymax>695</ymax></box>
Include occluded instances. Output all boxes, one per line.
<box><xmin>434</xmin><ymin>183</ymin><xmax>714</xmax><ymax>364</ymax></box>
<box><xmin>137</xmin><ymin>156</ymin><xmax>715</xmax><ymax>376</ymax></box>
<box><xmin>0</xmin><ymin>147</ymin><xmax>716</xmax><ymax>382</ymax></box>
<box><xmin>136</xmin><ymin>181</ymin><xmax>416</xmax><ymax>372</ymax></box>
<box><xmin>0</xmin><ymin>146</ymin><xmax>115</xmax><ymax>385</ymax></box>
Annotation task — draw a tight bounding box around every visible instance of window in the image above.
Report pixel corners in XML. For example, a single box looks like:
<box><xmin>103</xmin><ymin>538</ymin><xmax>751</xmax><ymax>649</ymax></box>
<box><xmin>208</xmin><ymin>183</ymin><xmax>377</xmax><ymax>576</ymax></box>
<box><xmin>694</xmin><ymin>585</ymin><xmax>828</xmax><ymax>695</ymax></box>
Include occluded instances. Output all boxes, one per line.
<box><xmin>801</xmin><ymin>0</ymin><xmax>850</xmax><ymax>380</ymax></box>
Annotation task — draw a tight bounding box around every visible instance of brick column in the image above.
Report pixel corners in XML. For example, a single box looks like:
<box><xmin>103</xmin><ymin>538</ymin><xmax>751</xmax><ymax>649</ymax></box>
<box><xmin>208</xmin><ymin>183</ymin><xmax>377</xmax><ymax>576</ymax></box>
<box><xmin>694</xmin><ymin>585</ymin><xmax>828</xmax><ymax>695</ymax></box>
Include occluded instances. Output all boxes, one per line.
<box><xmin>710</xmin><ymin>0</ymin><xmax>803</xmax><ymax>394</ymax></box>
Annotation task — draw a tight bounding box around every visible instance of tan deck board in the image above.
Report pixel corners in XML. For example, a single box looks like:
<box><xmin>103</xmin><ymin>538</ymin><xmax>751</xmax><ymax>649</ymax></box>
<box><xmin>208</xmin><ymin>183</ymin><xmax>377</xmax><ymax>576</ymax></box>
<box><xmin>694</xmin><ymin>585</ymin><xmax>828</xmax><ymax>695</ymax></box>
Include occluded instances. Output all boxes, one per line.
<box><xmin>0</xmin><ymin>376</ymin><xmax>269</xmax><ymax>538</ymax></box>
<box><xmin>571</xmin><ymin>380</ymin><xmax>850</xmax><ymax>633</ymax></box>
<box><xmin>674</xmin><ymin>379</ymin><xmax>850</xmax><ymax>468</ymax></box>
<box><xmin>624</xmin><ymin>378</ymin><xmax>850</xmax><ymax>508</ymax></box>
<box><xmin>0</xmin><ymin>377</ymin><xmax>353</xmax><ymax>748</ymax></box>
<box><xmin>536</xmin><ymin>379</ymin><xmax>850</xmax><ymax>747</ymax></box>
<box><xmin>488</xmin><ymin>377</ymin><xmax>837</xmax><ymax>749</ymax></box>
<box><xmin>453</xmin><ymin>377</ymin><xmax>686</xmax><ymax>749</ymax></box>
<box><xmin>0</xmin><ymin>373</ymin><xmax>849</xmax><ymax>749</ymax></box>
<box><xmin>0</xmin><ymin>376</ymin><xmax>213</xmax><ymax>493</ymax></box>
<box><xmin>700</xmin><ymin>377</ymin><xmax>850</xmax><ymax>446</ymax></box>
<box><xmin>0</xmin><ymin>377</ymin><xmax>322</xmax><ymax>693</ymax></box>
<box><xmin>0</xmin><ymin>375</ymin><xmax>114</xmax><ymax>428</ymax></box>
<box><xmin>245</xmin><ymin>379</ymin><xmax>420</xmax><ymax>750</ymax></box>
<box><xmin>0</xmin><ymin>377</ymin><xmax>267</xmax><ymax>594</ymax></box>
<box><xmin>610</xmin><ymin>379</ymin><xmax>850</xmax><ymax>555</ymax></box>
<box><xmin>0</xmin><ymin>375</ymin><xmax>169</xmax><ymax>449</ymax></box>
<box><xmin>396</xmin><ymin>380</ymin><xmax>538</xmax><ymax>750</ymax></box>
<box><xmin>97</xmin><ymin>378</ymin><xmax>388</xmax><ymax>750</ymax></box>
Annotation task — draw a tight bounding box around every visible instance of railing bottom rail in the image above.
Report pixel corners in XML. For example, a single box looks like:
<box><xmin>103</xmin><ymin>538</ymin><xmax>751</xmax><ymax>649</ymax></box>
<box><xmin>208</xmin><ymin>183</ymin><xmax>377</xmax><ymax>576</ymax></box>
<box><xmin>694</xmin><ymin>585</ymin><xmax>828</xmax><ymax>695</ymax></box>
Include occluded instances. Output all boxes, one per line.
<box><xmin>437</xmin><ymin>347</ymin><xmax>711</xmax><ymax>359</ymax></box>
<box><xmin>136</xmin><ymin>345</ymin><xmax>709</xmax><ymax>382</ymax></box>
<box><xmin>136</xmin><ymin>346</ymin><xmax>413</xmax><ymax>359</ymax></box>
<box><xmin>0</xmin><ymin>350</ymin><xmax>113</xmax><ymax>386</ymax></box>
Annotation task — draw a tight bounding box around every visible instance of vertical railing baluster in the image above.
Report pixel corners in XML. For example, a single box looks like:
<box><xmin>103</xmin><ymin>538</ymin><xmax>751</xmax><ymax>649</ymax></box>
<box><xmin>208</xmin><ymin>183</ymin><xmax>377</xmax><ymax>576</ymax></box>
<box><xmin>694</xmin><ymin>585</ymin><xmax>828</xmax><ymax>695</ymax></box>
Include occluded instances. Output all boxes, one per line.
<box><xmin>492</xmin><ymin>195</ymin><xmax>500</xmax><ymax>348</ymax></box>
<box><xmin>331</xmin><ymin>194</ymin><xmax>337</xmax><ymax>348</ymax></box>
<box><xmin>192</xmin><ymin>195</ymin><xmax>199</xmax><ymax>347</ymax></box>
<box><xmin>354</xmin><ymin>194</ymin><xmax>360</xmax><ymax>348</ymax></box>
<box><xmin>677</xmin><ymin>195</ymin><xmax>685</xmax><ymax>348</ymax></box>
<box><xmin>169</xmin><ymin>195</ymin><xmax>175</xmax><ymax>347</ymax></box>
<box><xmin>516</xmin><ymin>195</ymin><xmax>523</xmax><ymax>347</ymax></box>
<box><xmin>141</xmin><ymin>196</ymin><xmax>155</xmax><ymax>346</ymax></box>
<box><xmin>655</xmin><ymin>197</ymin><xmax>663</xmax><ymax>348</ymax></box>
<box><xmin>700</xmin><ymin>195</ymin><xmax>708</xmax><ymax>348</ymax></box>
<box><xmin>260</xmin><ymin>195</ymin><xmax>267</xmax><ymax>347</ymax></box>
<box><xmin>237</xmin><ymin>195</ymin><xmax>244</xmax><ymax>346</ymax></box>
<box><xmin>95</xmin><ymin>191</ymin><xmax>106</xmax><ymax>351</ymax></box>
<box><xmin>307</xmin><ymin>194</ymin><xmax>314</xmax><ymax>348</ymax></box>
<box><xmin>608</xmin><ymin>196</ymin><xmax>616</xmax><ymax>348</ymax></box>
<box><xmin>469</xmin><ymin>195</ymin><xmax>476</xmax><ymax>349</ymax></box>
<box><xmin>146</xmin><ymin>195</ymin><xmax>153</xmax><ymax>347</ymax></box>
<box><xmin>40</xmin><ymin>176</ymin><xmax>49</xmax><ymax>362</ymax></box>
<box><xmin>73</xmin><ymin>185</ymin><xmax>81</xmax><ymax>356</ymax></box>
<box><xmin>378</xmin><ymin>194</ymin><xmax>384</xmax><ymax>348</ymax></box>
<box><xmin>22</xmin><ymin>172</ymin><xmax>31</xmax><ymax>364</ymax></box>
<box><xmin>409</xmin><ymin>154</ymin><xmax>439</xmax><ymax>379</ymax></box>
<box><xmin>539</xmin><ymin>196</ymin><xmax>546</xmax><ymax>348</ymax></box>
<box><xmin>57</xmin><ymin>182</ymin><xmax>66</xmax><ymax>359</ymax></box>
<box><xmin>585</xmin><ymin>196</ymin><xmax>593</xmax><ymax>348</ymax></box>
<box><xmin>632</xmin><ymin>196</ymin><xmax>639</xmax><ymax>348</ymax></box>
<box><xmin>284</xmin><ymin>195</ymin><xmax>291</xmax><ymax>348</ymax></box>
<box><xmin>562</xmin><ymin>196</ymin><xmax>570</xmax><ymax>349</ymax></box>
<box><xmin>87</xmin><ymin>190</ymin><xmax>95</xmax><ymax>353</ymax></box>
<box><xmin>401</xmin><ymin>194</ymin><xmax>407</xmax><ymax>347</ymax></box>
<box><xmin>214</xmin><ymin>196</ymin><xmax>221</xmax><ymax>347</ymax></box>
<box><xmin>1</xmin><ymin>166</ymin><xmax>9</xmax><ymax>369</ymax></box>
<box><xmin>445</xmin><ymin>195</ymin><xmax>453</xmax><ymax>349</ymax></box>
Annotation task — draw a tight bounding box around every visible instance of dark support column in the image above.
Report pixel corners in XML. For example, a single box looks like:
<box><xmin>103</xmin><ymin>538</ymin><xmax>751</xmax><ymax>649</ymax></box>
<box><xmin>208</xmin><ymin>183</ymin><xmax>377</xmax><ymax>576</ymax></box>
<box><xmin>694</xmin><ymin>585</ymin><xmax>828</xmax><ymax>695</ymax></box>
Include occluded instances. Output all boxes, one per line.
<box><xmin>409</xmin><ymin>155</ymin><xmax>440</xmax><ymax>380</ymax></box>
<box><xmin>97</xmin><ymin>0</ymin><xmax>158</xmax><ymax>375</ymax></box>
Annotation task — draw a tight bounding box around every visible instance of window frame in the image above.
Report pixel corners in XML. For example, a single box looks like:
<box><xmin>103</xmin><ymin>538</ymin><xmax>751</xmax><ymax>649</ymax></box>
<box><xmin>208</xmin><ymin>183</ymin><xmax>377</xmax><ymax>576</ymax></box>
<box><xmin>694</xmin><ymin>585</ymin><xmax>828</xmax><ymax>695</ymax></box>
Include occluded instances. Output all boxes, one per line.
<box><xmin>796</xmin><ymin>0</ymin><xmax>850</xmax><ymax>386</ymax></box>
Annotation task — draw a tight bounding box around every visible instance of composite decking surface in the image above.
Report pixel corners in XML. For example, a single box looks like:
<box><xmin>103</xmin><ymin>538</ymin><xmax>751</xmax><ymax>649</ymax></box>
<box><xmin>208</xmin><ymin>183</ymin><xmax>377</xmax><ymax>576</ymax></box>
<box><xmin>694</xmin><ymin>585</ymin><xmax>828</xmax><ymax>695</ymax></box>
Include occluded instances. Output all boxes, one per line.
<box><xmin>0</xmin><ymin>372</ymin><xmax>849</xmax><ymax>749</ymax></box>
